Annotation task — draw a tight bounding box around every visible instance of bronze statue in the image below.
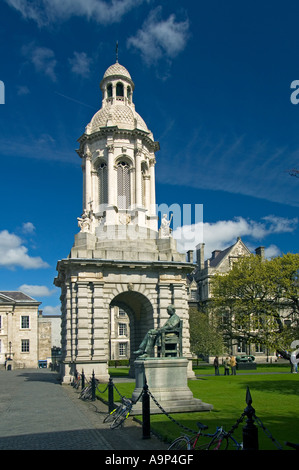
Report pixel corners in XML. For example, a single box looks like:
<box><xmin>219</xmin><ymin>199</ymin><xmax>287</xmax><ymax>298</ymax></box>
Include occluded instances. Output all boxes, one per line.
<box><xmin>134</xmin><ymin>305</ymin><xmax>180</xmax><ymax>358</ymax></box>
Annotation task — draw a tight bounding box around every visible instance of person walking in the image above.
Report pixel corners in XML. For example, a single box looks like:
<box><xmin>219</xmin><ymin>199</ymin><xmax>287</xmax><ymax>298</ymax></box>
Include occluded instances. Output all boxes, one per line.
<box><xmin>230</xmin><ymin>355</ymin><xmax>237</xmax><ymax>375</ymax></box>
<box><xmin>223</xmin><ymin>356</ymin><xmax>230</xmax><ymax>376</ymax></box>
<box><xmin>213</xmin><ymin>356</ymin><xmax>219</xmax><ymax>375</ymax></box>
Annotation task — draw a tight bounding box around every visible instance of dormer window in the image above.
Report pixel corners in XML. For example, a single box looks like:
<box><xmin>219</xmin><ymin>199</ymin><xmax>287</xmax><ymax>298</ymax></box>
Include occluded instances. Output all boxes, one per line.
<box><xmin>116</xmin><ymin>82</ymin><xmax>124</xmax><ymax>97</ymax></box>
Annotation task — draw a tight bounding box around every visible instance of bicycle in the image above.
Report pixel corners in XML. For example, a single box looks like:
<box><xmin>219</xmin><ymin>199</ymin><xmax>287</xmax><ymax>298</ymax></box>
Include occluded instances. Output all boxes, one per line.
<box><xmin>168</xmin><ymin>422</ymin><xmax>242</xmax><ymax>451</ymax></box>
<box><xmin>103</xmin><ymin>396</ymin><xmax>133</xmax><ymax>429</ymax></box>
<box><xmin>79</xmin><ymin>378</ymin><xmax>99</xmax><ymax>400</ymax></box>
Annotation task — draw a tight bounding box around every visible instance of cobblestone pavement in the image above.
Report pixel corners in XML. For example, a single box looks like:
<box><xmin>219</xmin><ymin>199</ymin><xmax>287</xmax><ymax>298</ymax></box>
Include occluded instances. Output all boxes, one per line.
<box><xmin>0</xmin><ymin>369</ymin><xmax>168</xmax><ymax>451</ymax></box>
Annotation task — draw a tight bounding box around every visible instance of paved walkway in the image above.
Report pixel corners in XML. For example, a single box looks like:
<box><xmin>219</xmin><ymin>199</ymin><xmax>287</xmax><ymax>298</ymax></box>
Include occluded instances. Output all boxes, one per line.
<box><xmin>0</xmin><ymin>369</ymin><xmax>168</xmax><ymax>451</ymax></box>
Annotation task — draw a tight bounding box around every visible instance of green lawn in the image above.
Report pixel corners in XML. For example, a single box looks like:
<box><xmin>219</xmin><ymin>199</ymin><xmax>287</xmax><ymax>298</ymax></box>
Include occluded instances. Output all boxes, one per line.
<box><xmin>97</xmin><ymin>365</ymin><xmax>299</xmax><ymax>450</ymax></box>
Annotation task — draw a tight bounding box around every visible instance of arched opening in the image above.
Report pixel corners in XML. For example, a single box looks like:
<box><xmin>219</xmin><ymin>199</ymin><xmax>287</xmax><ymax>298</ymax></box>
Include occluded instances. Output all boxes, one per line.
<box><xmin>116</xmin><ymin>82</ymin><xmax>124</xmax><ymax>97</ymax></box>
<box><xmin>107</xmin><ymin>83</ymin><xmax>112</xmax><ymax>98</ymax></box>
<box><xmin>97</xmin><ymin>161</ymin><xmax>108</xmax><ymax>206</ymax></box>
<box><xmin>117</xmin><ymin>160</ymin><xmax>131</xmax><ymax>209</ymax></box>
<box><xmin>110</xmin><ymin>291</ymin><xmax>154</xmax><ymax>376</ymax></box>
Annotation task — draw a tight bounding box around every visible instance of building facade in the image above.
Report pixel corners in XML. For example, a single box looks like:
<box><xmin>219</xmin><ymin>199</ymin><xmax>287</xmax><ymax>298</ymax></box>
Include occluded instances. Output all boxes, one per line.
<box><xmin>0</xmin><ymin>292</ymin><xmax>61</xmax><ymax>370</ymax></box>
<box><xmin>55</xmin><ymin>61</ymin><xmax>195</xmax><ymax>383</ymax></box>
<box><xmin>0</xmin><ymin>291</ymin><xmax>40</xmax><ymax>369</ymax></box>
<box><xmin>191</xmin><ymin>239</ymin><xmax>276</xmax><ymax>362</ymax></box>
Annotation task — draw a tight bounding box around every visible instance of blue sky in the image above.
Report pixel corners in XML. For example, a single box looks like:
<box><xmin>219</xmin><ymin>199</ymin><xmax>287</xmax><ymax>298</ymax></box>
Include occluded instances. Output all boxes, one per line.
<box><xmin>1</xmin><ymin>0</ymin><xmax>299</xmax><ymax>314</ymax></box>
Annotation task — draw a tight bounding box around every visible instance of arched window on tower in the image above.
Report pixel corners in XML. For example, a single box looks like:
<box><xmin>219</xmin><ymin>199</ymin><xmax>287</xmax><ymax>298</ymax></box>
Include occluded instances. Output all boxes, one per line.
<box><xmin>116</xmin><ymin>82</ymin><xmax>124</xmax><ymax>97</ymax></box>
<box><xmin>117</xmin><ymin>161</ymin><xmax>131</xmax><ymax>209</ymax></box>
<box><xmin>98</xmin><ymin>162</ymin><xmax>108</xmax><ymax>206</ymax></box>
<box><xmin>127</xmin><ymin>86</ymin><xmax>131</xmax><ymax>102</ymax></box>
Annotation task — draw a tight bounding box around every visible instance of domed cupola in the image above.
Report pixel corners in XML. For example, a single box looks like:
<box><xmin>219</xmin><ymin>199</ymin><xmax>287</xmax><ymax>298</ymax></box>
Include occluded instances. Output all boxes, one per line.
<box><xmin>85</xmin><ymin>62</ymin><xmax>150</xmax><ymax>136</ymax></box>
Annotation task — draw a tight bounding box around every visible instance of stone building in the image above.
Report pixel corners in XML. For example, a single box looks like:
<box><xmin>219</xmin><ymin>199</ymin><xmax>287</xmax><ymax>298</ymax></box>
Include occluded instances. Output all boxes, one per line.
<box><xmin>0</xmin><ymin>291</ymin><xmax>61</xmax><ymax>370</ymax></box>
<box><xmin>0</xmin><ymin>291</ymin><xmax>40</xmax><ymax>369</ymax></box>
<box><xmin>192</xmin><ymin>239</ymin><xmax>276</xmax><ymax>362</ymax></box>
<box><xmin>109</xmin><ymin>306</ymin><xmax>130</xmax><ymax>361</ymax></box>
<box><xmin>54</xmin><ymin>61</ymin><xmax>195</xmax><ymax>383</ymax></box>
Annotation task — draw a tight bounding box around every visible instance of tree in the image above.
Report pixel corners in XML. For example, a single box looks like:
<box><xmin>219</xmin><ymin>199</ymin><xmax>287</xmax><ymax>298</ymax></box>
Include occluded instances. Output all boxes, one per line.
<box><xmin>210</xmin><ymin>253</ymin><xmax>299</xmax><ymax>353</ymax></box>
<box><xmin>189</xmin><ymin>307</ymin><xmax>224</xmax><ymax>358</ymax></box>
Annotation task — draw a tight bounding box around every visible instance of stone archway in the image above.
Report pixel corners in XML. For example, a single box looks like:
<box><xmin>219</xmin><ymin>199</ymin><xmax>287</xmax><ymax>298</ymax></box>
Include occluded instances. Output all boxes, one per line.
<box><xmin>110</xmin><ymin>290</ymin><xmax>155</xmax><ymax>377</ymax></box>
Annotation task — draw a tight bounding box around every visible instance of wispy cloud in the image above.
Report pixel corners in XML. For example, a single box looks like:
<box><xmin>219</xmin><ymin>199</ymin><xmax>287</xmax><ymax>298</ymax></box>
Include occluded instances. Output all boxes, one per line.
<box><xmin>69</xmin><ymin>51</ymin><xmax>92</xmax><ymax>78</ymax></box>
<box><xmin>5</xmin><ymin>0</ymin><xmax>147</xmax><ymax>27</ymax></box>
<box><xmin>0</xmin><ymin>230</ymin><xmax>49</xmax><ymax>269</ymax></box>
<box><xmin>127</xmin><ymin>7</ymin><xmax>190</xmax><ymax>71</ymax></box>
<box><xmin>158</xmin><ymin>132</ymin><xmax>299</xmax><ymax>207</ymax></box>
<box><xmin>18</xmin><ymin>284</ymin><xmax>57</xmax><ymax>297</ymax></box>
<box><xmin>22</xmin><ymin>43</ymin><xmax>57</xmax><ymax>81</ymax></box>
<box><xmin>173</xmin><ymin>215</ymin><xmax>298</xmax><ymax>259</ymax></box>
<box><xmin>42</xmin><ymin>305</ymin><xmax>61</xmax><ymax>315</ymax></box>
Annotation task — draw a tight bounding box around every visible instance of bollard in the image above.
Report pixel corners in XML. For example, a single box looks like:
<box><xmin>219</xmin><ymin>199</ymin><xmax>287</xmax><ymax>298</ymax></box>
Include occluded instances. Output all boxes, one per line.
<box><xmin>108</xmin><ymin>377</ymin><xmax>114</xmax><ymax>413</ymax></box>
<box><xmin>243</xmin><ymin>387</ymin><xmax>259</xmax><ymax>450</ymax></box>
<box><xmin>91</xmin><ymin>370</ymin><xmax>96</xmax><ymax>401</ymax></box>
<box><xmin>81</xmin><ymin>369</ymin><xmax>85</xmax><ymax>390</ymax></box>
<box><xmin>142</xmin><ymin>379</ymin><xmax>151</xmax><ymax>440</ymax></box>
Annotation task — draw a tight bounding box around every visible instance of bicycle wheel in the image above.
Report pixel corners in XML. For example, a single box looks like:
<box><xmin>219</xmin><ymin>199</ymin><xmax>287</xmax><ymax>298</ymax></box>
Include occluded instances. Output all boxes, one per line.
<box><xmin>103</xmin><ymin>405</ymin><xmax>122</xmax><ymax>423</ymax></box>
<box><xmin>110</xmin><ymin>408</ymin><xmax>129</xmax><ymax>429</ymax></box>
<box><xmin>168</xmin><ymin>437</ymin><xmax>191</xmax><ymax>451</ymax></box>
<box><xmin>207</xmin><ymin>434</ymin><xmax>229</xmax><ymax>450</ymax></box>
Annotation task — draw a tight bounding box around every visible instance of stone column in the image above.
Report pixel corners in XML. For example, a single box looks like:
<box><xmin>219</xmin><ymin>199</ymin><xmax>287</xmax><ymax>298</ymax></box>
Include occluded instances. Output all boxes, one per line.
<box><xmin>107</xmin><ymin>144</ymin><xmax>115</xmax><ymax>206</ymax></box>
<box><xmin>76</xmin><ymin>281</ymin><xmax>90</xmax><ymax>361</ymax></box>
<box><xmin>84</xmin><ymin>151</ymin><xmax>92</xmax><ymax>211</ymax></box>
<box><xmin>135</xmin><ymin>149</ymin><xmax>142</xmax><ymax>207</ymax></box>
<box><xmin>149</xmin><ymin>157</ymin><xmax>156</xmax><ymax>212</ymax></box>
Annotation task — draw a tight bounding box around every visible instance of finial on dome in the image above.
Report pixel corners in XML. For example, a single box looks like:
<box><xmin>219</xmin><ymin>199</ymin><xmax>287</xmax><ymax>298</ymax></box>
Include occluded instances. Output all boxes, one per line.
<box><xmin>116</xmin><ymin>41</ymin><xmax>119</xmax><ymax>63</ymax></box>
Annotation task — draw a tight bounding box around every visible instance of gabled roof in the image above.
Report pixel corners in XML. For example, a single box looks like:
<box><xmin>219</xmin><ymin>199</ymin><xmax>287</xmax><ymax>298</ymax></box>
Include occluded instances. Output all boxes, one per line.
<box><xmin>0</xmin><ymin>291</ymin><xmax>40</xmax><ymax>304</ymax></box>
<box><xmin>208</xmin><ymin>238</ymin><xmax>251</xmax><ymax>269</ymax></box>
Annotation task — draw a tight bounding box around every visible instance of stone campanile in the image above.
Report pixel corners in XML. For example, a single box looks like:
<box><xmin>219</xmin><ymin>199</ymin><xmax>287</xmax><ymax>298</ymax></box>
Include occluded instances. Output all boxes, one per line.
<box><xmin>55</xmin><ymin>61</ymin><xmax>195</xmax><ymax>383</ymax></box>
<box><xmin>77</xmin><ymin>61</ymin><xmax>159</xmax><ymax>238</ymax></box>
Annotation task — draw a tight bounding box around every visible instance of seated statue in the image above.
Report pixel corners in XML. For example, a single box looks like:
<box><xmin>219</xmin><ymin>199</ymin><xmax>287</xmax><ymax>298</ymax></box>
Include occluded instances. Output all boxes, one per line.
<box><xmin>134</xmin><ymin>305</ymin><xmax>181</xmax><ymax>358</ymax></box>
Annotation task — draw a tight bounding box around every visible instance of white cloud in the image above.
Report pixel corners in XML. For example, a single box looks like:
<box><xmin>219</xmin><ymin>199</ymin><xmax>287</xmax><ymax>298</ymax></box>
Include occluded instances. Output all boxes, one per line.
<box><xmin>22</xmin><ymin>43</ymin><xmax>57</xmax><ymax>81</ymax></box>
<box><xmin>69</xmin><ymin>52</ymin><xmax>92</xmax><ymax>78</ymax></box>
<box><xmin>173</xmin><ymin>215</ymin><xmax>298</xmax><ymax>259</ymax></box>
<box><xmin>6</xmin><ymin>0</ymin><xmax>146</xmax><ymax>27</ymax></box>
<box><xmin>42</xmin><ymin>305</ymin><xmax>61</xmax><ymax>315</ymax></box>
<box><xmin>0</xmin><ymin>230</ymin><xmax>49</xmax><ymax>269</ymax></box>
<box><xmin>18</xmin><ymin>284</ymin><xmax>56</xmax><ymax>297</ymax></box>
<box><xmin>127</xmin><ymin>7</ymin><xmax>190</xmax><ymax>66</ymax></box>
<box><xmin>22</xmin><ymin>222</ymin><xmax>35</xmax><ymax>234</ymax></box>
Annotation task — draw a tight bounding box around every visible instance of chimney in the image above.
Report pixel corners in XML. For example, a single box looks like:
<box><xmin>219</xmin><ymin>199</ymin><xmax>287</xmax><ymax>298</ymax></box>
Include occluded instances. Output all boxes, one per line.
<box><xmin>186</xmin><ymin>250</ymin><xmax>194</xmax><ymax>262</ymax></box>
<box><xmin>255</xmin><ymin>246</ymin><xmax>265</xmax><ymax>260</ymax></box>
<box><xmin>196</xmin><ymin>243</ymin><xmax>205</xmax><ymax>269</ymax></box>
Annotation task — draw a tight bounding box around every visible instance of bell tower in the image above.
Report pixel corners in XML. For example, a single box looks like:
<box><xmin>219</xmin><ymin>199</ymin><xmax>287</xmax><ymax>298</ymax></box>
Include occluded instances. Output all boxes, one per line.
<box><xmin>76</xmin><ymin>61</ymin><xmax>159</xmax><ymax>240</ymax></box>
<box><xmin>55</xmin><ymin>60</ymin><xmax>195</xmax><ymax>383</ymax></box>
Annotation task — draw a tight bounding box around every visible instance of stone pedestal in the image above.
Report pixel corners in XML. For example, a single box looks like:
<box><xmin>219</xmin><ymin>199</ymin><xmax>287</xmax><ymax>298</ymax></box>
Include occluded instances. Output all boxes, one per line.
<box><xmin>130</xmin><ymin>357</ymin><xmax>213</xmax><ymax>415</ymax></box>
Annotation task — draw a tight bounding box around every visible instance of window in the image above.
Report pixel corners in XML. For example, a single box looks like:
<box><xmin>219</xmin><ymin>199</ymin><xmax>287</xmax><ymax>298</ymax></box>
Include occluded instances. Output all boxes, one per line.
<box><xmin>98</xmin><ymin>162</ymin><xmax>108</xmax><ymax>205</ymax></box>
<box><xmin>119</xmin><ymin>343</ymin><xmax>127</xmax><ymax>357</ymax></box>
<box><xmin>119</xmin><ymin>323</ymin><xmax>127</xmax><ymax>336</ymax></box>
<box><xmin>107</xmin><ymin>83</ymin><xmax>112</xmax><ymax>98</ymax></box>
<box><xmin>119</xmin><ymin>308</ymin><xmax>127</xmax><ymax>317</ymax></box>
<box><xmin>117</xmin><ymin>161</ymin><xmax>131</xmax><ymax>209</ymax></box>
<box><xmin>21</xmin><ymin>316</ymin><xmax>30</xmax><ymax>329</ymax></box>
<box><xmin>116</xmin><ymin>82</ymin><xmax>124</xmax><ymax>97</ymax></box>
<box><xmin>21</xmin><ymin>339</ymin><xmax>30</xmax><ymax>353</ymax></box>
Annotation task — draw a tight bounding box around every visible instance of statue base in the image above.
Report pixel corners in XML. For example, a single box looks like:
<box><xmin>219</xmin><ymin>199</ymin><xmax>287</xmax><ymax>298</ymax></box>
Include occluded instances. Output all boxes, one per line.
<box><xmin>130</xmin><ymin>357</ymin><xmax>213</xmax><ymax>415</ymax></box>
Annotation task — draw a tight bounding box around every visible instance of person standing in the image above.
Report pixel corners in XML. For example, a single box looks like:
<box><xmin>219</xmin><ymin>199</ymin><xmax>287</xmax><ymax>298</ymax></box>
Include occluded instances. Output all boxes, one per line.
<box><xmin>230</xmin><ymin>355</ymin><xmax>237</xmax><ymax>375</ymax></box>
<box><xmin>223</xmin><ymin>356</ymin><xmax>230</xmax><ymax>376</ymax></box>
<box><xmin>213</xmin><ymin>356</ymin><xmax>219</xmax><ymax>375</ymax></box>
